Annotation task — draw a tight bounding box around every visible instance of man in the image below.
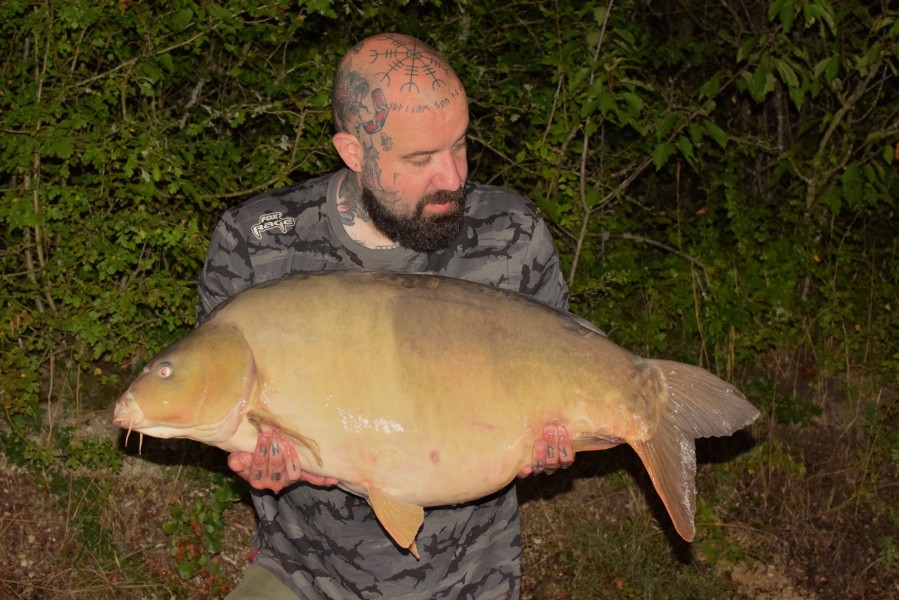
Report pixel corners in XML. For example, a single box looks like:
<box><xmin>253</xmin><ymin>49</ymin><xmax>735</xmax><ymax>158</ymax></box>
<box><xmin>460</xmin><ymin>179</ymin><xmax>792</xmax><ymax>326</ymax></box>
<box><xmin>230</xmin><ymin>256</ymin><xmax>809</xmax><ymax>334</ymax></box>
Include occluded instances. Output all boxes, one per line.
<box><xmin>198</xmin><ymin>33</ymin><xmax>574</xmax><ymax>600</ymax></box>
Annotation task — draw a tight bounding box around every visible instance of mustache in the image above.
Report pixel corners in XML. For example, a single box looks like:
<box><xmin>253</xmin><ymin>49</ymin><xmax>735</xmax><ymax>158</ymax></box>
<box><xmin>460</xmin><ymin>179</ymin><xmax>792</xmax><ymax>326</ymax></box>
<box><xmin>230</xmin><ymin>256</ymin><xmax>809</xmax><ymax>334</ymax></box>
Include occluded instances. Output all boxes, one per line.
<box><xmin>418</xmin><ymin>186</ymin><xmax>466</xmax><ymax>211</ymax></box>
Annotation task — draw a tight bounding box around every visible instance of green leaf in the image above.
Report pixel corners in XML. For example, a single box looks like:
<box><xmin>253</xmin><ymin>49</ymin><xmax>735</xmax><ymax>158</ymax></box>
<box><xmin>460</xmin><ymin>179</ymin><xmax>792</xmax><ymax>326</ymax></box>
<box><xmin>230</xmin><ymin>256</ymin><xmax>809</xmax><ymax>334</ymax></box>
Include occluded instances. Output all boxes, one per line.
<box><xmin>698</xmin><ymin>73</ymin><xmax>722</xmax><ymax>99</ymax></box>
<box><xmin>703</xmin><ymin>119</ymin><xmax>728</xmax><ymax>149</ymax></box>
<box><xmin>778</xmin><ymin>0</ymin><xmax>797</xmax><ymax>33</ymax></box>
<box><xmin>597</xmin><ymin>91</ymin><xmax>617</xmax><ymax>117</ymax></box>
<box><xmin>656</xmin><ymin>113</ymin><xmax>678</xmax><ymax>140</ymax></box>
<box><xmin>569</xmin><ymin>67</ymin><xmax>591</xmax><ymax>90</ymax></box>
<box><xmin>652</xmin><ymin>142</ymin><xmax>674</xmax><ymax>170</ymax></box>
<box><xmin>579</xmin><ymin>99</ymin><xmax>599</xmax><ymax>119</ymax></box>
<box><xmin>737</xmin><ymin>36</ymin><xmax>760</xmax><ymax>62</ymax></box>
<box><xmin>170</xmin><ymin>8</ymin><xmax>194</xmax><ymax>30</ymax></box>
<box><xmin>621</xmin><ymin>92</ymin><xmax>644</xmax><ymax>115</ymax></box>
<box><xmin>803</xmin><ymin>0</ymin><xmax>836</xmax><ymax>34</ymax></box>
<box><xmin>177</xmin><ymin>559</ymin><xmax>197</xmax><ymax>580</ymax></box>
<box><xmin>206</xmin><ymin>4</ymin><xmax>233</xmax><ymax>20</ymax></box>
<box><xmin>676</xmin><ymin>134</ymin><xmax>694</xmax><ymax>161</ymax></box>
<box><xmin>688</xmin><ymin>122</ymin><xmax>704</xmax><ymax>145</ymax></box>
<box><xmin>767</xmin><ymin>0</ymin><xmax>786</xmax><ymax>21</ymax></box>
<box><xmin>823</xmin><ymin>186</ymin><xmax>842</xmax><ymax>214</ymax></box>
<box><xmin>46</xmin><ymin>135</ymin><xmax>76</xmax><ymax>159</ymax></box>
<box><xmin>840</xmin><ymin>164</ymin><xmax>863</xmax><ymax>208</ymax></box>
<box><xmin>137</xmin><ymin>61</ymin><xmax>164</xmax><ymax>83</ymax></box>
<box><xmin>774</xmin><ymin>59</ymin><xmax>799</xmax><ymax>88</ymax></box>
<box><xmin>857</xmin><ymin>43</ymin><xmax>882</xmax><ymax>74</ymax></box>
<box><xmin>746</xmin><ymin>67</ymin><xmax>776</xmax><ymax>102</ymax></box>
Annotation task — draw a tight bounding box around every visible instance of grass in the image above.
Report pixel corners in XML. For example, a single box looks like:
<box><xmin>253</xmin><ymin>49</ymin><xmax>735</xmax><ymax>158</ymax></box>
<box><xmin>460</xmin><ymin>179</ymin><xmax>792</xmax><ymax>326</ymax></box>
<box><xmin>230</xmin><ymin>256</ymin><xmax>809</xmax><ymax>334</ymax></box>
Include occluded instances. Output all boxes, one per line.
<box><xmin>518</xmin><ymin>449</ymin><xmax>747</xmax><ymax>600</ymax></box>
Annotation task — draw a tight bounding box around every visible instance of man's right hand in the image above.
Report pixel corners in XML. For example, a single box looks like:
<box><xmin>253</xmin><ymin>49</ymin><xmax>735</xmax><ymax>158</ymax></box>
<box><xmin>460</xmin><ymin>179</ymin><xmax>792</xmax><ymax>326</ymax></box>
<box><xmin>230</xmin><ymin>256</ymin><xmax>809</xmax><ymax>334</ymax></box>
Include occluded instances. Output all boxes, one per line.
<box><xmin>228</xmin><ymin>428</ymin><xmax>339</xmax><ymax>493</ymax></box>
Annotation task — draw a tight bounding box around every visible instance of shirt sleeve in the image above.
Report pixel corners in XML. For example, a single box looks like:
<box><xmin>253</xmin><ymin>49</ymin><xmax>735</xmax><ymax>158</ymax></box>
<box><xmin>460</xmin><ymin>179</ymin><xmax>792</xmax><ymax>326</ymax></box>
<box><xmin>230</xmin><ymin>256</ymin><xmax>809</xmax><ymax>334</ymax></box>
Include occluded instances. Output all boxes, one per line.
<box><xmin>519</xmin><ymin>211</ymin><xmax>569</xmax><ymax>311</ymax></box>
<box><xmin>196</xmin><ymin>209</ymin><xmax>255</xmax><ymax>323</ymax></box>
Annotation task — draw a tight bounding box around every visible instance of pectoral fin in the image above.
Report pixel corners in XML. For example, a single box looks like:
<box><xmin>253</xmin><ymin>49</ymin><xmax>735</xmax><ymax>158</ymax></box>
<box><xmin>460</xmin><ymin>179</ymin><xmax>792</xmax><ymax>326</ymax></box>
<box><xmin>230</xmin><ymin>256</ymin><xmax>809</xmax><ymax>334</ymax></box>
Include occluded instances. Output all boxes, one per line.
<box><xmin>367</xmin><ymin>486</ymin><xmax>424</xmax><ymax>559</ymax></box>
<box><xmin>246</xmin><ymin>409</ymin><xmax>323</xmax><ymax>468</ymax></box>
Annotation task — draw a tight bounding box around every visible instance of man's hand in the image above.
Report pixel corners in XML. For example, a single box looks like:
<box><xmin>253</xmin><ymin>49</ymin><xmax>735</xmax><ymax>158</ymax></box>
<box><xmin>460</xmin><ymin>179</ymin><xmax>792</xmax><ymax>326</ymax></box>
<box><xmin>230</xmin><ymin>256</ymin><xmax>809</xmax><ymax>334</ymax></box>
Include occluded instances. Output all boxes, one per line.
<box><xmin>228</xmin><ymin>428</ymin><xmax>339</xmax><ymax>493</ymax></box>
<box><xmin>517</xmin><ymin>424</ymin><xmax>575</xmax><ymax>478</ymax></box>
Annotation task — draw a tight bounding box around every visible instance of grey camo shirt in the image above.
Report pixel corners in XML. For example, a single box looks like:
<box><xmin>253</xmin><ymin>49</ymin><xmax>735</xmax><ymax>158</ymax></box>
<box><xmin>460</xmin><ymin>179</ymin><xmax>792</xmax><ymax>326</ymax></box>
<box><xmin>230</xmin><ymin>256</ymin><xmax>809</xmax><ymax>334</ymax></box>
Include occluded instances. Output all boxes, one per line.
<box><xmin>197</xmin><ymin>170</ymin><xmax>569</xmax><ymax>599</ymax></box>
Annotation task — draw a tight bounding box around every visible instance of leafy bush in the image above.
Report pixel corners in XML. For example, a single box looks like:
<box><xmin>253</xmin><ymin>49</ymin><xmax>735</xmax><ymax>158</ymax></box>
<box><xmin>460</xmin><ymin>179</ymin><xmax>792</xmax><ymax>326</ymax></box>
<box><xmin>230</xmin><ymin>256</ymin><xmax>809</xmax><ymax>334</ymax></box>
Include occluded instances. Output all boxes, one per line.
<box><xmin>1</xmin><ymin>0</ymin><xmax>896</xmax><ymax>458</ymax></box>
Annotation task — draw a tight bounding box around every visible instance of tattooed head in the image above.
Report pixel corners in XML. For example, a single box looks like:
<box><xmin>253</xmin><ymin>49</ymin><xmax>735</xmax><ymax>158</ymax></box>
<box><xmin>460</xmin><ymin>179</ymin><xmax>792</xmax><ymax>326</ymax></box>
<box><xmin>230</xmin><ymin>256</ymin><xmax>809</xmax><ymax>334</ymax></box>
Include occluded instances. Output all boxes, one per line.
<box><xmin>331</xmin><ymin>33</ymin><xmax>470</xmax><ymax>253</ymax></box>
<box><xmin>331</xmin><ymin>33</ymin><xmax>465</xmax><ymax>136</ymax></box>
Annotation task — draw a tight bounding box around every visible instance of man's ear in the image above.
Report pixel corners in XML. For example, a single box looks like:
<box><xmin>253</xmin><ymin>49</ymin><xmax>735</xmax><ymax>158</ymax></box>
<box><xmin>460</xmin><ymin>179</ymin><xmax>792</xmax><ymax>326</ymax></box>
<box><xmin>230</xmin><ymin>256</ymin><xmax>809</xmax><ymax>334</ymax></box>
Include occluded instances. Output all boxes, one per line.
<box><xmin>332</xmin><ymin>132</ymin><xmax>364</xmax><ymax>173</ymax></box>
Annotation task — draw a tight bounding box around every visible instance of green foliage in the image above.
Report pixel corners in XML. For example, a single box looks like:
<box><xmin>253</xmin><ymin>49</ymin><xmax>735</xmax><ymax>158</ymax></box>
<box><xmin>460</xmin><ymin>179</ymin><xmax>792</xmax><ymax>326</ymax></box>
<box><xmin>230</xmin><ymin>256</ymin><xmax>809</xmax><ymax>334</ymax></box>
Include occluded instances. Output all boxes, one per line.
<box><xmin>734</xmin><ymin>437</ymin><xmax>807</xmax><ymax>477</ymax></box>
<box><xmin>773</xmin><ymin>394</ymin><xmax>823</xmax><ymax>425</ymax></box>
<box><xmin>0</xmin><ymin>0</ymin><xmax>344</xmax><ymax>420</ymax></box>
<box><xmin>163</xmin><ymin>476</ymin><xmax>242</xmax><ymax>583</ymax></box>
<box><xmin>0</xmin><ymin>425</ymin><xmax>122</xmax><ymax>474</ymax></box>
<box><xmin>876</xmin><ymin>535</ymin><xmax>898</xmax><ymax>574</ymax></box>
<box><xmin>483</xmin><ymin>0</ymin><xmax>899</xmax><ymax>387</ymax></box>
<box><xmin>694</xmin><ymin>499</ymin><xmax>751</xmax><ymax>565</ymax></box>
<box><xmin>2</xmin><ymin>0</ymin><xmax>895</xmax><ymax>426</ymax></box>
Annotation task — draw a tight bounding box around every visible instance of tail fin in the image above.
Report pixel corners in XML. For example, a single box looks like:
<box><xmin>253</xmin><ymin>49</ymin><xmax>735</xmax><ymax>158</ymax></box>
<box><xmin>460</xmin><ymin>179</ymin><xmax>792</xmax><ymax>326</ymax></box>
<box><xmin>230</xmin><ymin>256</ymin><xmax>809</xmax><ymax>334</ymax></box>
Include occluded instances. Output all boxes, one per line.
<box><xmin>629</xmin><ymin>359</ymin><xmax>759</xmax><ymax>541</ymax></box>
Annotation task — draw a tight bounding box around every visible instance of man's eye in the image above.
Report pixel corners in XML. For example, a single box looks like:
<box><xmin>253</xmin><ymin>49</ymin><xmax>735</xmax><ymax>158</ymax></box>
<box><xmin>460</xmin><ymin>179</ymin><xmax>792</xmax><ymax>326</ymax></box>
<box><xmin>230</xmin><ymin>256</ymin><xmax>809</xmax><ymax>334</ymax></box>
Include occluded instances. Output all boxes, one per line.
<box><xmin>411</xmin><ymin>158</ymin><xmax>430</xmax><ymax>167</ymax></box>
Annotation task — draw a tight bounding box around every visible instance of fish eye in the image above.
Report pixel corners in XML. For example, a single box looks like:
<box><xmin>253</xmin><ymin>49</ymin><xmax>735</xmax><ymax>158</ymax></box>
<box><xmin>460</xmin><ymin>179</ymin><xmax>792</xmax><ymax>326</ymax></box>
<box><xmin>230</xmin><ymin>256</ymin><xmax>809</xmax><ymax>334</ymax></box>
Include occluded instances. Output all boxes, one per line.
<box><xmin>157</xmin><ymin>362</ymin><xmax>174</xmax><ymax>379</ymax></box>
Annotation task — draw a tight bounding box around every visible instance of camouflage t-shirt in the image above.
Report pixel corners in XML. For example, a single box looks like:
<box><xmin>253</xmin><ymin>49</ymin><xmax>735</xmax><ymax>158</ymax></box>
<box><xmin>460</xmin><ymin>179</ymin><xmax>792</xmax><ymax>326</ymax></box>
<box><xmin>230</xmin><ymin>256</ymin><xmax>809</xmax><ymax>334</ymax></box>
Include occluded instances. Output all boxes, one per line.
<box><xmin>197</xmin><ymin>170</ymin><xmax>569</xmax><ymax>599</ymax></box>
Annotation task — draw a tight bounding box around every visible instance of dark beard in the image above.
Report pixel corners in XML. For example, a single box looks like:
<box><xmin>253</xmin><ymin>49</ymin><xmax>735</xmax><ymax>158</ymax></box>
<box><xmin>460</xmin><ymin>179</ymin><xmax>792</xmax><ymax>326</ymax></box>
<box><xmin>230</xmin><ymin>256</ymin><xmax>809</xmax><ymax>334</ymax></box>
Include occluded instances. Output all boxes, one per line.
<box><xmin>361</xmin><ymin>185</ymin><xmax>466</xmax><ymax>253</ymax></box>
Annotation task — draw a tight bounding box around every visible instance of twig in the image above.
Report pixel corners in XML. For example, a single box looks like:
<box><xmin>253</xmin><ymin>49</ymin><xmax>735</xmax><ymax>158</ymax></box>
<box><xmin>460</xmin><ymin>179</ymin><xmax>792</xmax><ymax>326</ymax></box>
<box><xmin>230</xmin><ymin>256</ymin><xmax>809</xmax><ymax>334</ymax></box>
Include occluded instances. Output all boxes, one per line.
<box><xmin>567</xmin><ymin>0</ymin><xmax>613</xmax><ymax>287</ymax></box>
<box><xmin>72</xmin><ymin>29</ymin><xmax>207</xmax><ymax>88</ymax></box>
<box><xmin>593</xmin><ymin>231</ymin><xmax>710</xmax><ymax>287</ymax></box>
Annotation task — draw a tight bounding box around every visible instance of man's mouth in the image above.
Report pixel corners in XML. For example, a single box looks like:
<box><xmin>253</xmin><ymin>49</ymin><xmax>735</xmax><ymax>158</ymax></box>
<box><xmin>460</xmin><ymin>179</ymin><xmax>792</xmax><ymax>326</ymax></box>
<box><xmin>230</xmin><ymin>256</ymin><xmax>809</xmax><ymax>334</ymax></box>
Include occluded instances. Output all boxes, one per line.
<box><xmin>425</xmin><ymin>201</ymin><xmax>456</xmax><ymax>214</ymax></box>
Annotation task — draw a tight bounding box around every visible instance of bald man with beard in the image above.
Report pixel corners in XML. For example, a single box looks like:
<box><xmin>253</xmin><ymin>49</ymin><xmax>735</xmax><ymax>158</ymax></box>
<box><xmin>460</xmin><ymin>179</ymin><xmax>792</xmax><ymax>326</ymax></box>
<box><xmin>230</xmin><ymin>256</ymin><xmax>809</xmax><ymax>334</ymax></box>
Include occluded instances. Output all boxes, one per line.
<box><xmin>198</xmin><ymin>33</ymin><xmax>575</xmax><ymax>599</ymax></box>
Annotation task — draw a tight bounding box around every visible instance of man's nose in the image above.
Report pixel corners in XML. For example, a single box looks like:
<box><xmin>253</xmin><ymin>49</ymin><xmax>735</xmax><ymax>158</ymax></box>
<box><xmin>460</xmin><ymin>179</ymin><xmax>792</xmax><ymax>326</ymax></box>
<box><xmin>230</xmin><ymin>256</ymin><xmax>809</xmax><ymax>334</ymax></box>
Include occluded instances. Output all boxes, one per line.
<box><xmin>431</xmin><ymin>153</ymin><xmax>465</xmax><ymax>191</ymax></box>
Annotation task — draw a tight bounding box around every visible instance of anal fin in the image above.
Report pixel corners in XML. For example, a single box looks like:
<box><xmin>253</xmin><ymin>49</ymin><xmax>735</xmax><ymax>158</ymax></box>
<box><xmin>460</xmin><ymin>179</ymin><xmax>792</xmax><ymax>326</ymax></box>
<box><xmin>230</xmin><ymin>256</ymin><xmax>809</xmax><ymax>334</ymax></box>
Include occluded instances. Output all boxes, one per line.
<box><xmin>367</xmin><ymin>486</ymin><xmax>424</xmax><ymax>559</ymax></box>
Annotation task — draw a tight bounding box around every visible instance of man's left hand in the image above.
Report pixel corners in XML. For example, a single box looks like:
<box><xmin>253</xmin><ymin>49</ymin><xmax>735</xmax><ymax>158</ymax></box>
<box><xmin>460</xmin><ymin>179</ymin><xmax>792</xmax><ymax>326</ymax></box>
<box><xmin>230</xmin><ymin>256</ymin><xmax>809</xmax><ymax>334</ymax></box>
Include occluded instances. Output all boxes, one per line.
<box><xmin>517</xmin><ymin>424</ymin><xmax>575</xmax><ymax>478</ymax></box>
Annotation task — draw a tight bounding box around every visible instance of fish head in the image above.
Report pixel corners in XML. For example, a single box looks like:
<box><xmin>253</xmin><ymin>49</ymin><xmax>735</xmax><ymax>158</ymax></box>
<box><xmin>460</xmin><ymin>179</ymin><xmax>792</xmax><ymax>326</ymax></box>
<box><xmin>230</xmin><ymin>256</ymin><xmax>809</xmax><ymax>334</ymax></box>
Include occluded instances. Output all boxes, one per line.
<box><xmin>112</xmin><ymin>323</ymin><xmax>257</xmax><ymax>447</ymax></box>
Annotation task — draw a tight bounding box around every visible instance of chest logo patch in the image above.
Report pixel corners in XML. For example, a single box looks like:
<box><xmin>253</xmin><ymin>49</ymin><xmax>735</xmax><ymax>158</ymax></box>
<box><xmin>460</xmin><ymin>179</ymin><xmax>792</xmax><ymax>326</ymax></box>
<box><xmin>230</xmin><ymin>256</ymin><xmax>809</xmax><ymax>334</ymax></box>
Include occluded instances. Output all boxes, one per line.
<box><xmin>252</xmin><ymin>212</ymin><xmax>296</xmax><ymax>239</ymax></box>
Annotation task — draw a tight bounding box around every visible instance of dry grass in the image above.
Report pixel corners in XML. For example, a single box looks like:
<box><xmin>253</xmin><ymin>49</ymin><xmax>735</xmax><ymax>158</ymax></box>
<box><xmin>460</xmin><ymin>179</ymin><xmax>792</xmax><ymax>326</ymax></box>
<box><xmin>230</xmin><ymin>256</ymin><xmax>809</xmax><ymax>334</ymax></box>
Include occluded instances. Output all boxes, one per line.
<box><xmin>0</xmin><ymin>442</ymin><xmax>255</xmax><ymax>600</ymax></box>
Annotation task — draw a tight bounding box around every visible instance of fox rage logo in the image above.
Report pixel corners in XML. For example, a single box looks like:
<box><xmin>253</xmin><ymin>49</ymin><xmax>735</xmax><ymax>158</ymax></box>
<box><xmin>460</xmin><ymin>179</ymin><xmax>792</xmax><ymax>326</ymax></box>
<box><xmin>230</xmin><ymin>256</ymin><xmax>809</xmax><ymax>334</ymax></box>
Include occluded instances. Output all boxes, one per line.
<box><xmin>252</xmin><ymin>212</ymin><xmax>296</xmax><ymax>239</ymax></box>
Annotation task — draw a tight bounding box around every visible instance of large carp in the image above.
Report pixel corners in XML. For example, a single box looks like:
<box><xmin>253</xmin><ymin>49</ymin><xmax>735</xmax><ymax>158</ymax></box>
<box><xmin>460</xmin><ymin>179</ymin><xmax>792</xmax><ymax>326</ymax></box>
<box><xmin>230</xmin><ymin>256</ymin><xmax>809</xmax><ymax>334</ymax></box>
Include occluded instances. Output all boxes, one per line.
<box><xmin>112</xmin><ymin>270</ymin><xmax>758</xmax><ymax>557</ymax></box>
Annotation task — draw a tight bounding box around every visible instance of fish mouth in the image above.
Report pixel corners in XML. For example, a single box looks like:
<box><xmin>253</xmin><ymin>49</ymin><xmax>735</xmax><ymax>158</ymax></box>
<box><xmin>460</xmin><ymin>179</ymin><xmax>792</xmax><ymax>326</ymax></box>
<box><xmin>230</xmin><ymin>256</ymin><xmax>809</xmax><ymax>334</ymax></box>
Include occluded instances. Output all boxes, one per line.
<box><xmin>112</xmin><ymin>391</ymin><xmax>145</xmax><ymax>427</ymax></box>
<box><xmin>112</xmin><ymin>391</ymin><xmax>147</xmax><ymax>453</ymax></box>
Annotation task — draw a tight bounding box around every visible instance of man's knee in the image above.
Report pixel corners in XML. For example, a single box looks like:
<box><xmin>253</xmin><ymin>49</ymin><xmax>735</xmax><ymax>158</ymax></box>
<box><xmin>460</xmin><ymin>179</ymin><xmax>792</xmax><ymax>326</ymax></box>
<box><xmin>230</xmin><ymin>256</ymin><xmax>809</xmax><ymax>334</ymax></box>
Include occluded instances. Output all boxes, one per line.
<box><xmin>226</xmin><ymin>564</ymin><xmax>298</xmax><ymax>600</ymax></box>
